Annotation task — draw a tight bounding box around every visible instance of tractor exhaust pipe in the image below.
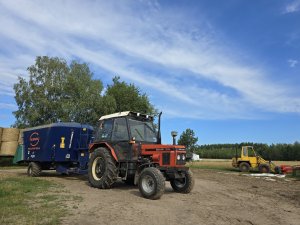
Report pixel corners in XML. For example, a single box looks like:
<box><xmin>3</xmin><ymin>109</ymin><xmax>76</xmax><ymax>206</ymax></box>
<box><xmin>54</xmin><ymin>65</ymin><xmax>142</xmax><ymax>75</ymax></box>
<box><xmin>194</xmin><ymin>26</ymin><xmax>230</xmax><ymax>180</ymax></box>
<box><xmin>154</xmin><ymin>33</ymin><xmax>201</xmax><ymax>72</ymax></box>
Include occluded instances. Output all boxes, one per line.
<box><xmin>171</xmin><ymin>131</ymin><xmax>178</xmax><ymax>145</ymax></box>
<box><xmin>157</xmin><ymin>112</ymin><xmax>162</xmax><ymax>144</ymax></box>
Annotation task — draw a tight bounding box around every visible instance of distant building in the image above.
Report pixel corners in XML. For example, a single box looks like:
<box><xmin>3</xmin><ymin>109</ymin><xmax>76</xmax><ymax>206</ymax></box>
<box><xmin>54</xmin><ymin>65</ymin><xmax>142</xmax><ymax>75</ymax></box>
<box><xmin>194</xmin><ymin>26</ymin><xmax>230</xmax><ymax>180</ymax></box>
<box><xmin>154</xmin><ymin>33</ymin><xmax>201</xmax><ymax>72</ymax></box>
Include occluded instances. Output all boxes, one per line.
<box><xmin>192</xmin><ymin>153</ymin><xmax>201</xmax><ymax>161</ymax></box>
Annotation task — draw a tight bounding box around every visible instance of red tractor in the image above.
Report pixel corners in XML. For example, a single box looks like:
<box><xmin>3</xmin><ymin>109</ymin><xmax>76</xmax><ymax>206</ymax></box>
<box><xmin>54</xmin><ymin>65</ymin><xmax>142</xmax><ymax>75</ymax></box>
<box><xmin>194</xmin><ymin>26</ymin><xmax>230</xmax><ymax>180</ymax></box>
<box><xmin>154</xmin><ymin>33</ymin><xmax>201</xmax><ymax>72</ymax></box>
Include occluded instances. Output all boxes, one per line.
<box><xmin>88</xmin><ymin>111</ymin><xmax>194</xmax><ymax>199</ymax></box>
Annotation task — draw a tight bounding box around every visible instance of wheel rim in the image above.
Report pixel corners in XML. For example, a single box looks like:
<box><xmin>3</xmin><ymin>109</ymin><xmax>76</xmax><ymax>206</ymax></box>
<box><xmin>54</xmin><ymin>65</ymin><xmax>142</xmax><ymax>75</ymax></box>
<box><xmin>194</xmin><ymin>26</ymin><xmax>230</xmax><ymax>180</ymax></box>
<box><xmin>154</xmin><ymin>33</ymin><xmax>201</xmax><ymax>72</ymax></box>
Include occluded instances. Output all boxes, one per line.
<box><xmin>92</xmin><ymin>157</ymin><xmax>105</xmax><ymax>181</ymax></box>
<box><xmin>141</xmin><ymin>175</ymin><xmax>155</xmax><ymax>194</ymax></box>
<box><xmin>240</xmin><ymin>164</ymin><xmax>248</xmax><ymax>172</ymax></box>
<box><xmin>261</xmin><ymin>167</ymin><xmax>267</xmax><ymax>173</ymax></box>
<box><xmin>174</xmin><ymin>178</ymin><xmax>186</xmax><ymax>188</ymax></box>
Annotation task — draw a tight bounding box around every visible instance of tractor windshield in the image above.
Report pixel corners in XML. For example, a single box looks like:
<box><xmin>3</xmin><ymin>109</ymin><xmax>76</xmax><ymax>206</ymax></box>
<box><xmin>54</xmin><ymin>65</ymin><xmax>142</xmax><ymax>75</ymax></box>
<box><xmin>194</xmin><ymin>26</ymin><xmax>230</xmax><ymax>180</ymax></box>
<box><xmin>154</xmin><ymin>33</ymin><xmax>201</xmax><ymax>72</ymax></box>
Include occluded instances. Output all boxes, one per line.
<box><xmin>128</xmin><ymin>118</ymin><xmax>157</xmax><ymax>143</ymax></box>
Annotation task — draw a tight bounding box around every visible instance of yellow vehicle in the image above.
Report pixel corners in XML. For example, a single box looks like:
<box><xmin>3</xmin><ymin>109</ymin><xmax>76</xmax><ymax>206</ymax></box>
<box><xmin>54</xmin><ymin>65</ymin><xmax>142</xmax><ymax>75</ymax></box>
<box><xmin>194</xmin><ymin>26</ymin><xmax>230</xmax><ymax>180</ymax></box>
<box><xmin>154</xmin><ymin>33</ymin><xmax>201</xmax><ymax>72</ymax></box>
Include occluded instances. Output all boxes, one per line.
<box><xmin>232</xmin><ymin>146</ymin><xmax>280</xmax><ymax>173</ymax></box>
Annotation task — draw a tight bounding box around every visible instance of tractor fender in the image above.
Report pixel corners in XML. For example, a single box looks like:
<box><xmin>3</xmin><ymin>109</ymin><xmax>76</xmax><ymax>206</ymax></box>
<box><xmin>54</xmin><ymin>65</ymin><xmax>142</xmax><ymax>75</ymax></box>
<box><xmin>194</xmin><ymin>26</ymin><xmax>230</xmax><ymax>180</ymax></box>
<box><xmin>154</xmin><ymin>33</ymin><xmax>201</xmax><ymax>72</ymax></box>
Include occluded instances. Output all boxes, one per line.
<box><xmin>238</xmin><ymin>161</ymin><xmax>250</xmax><ymax>166</ymax></box>
<box><xmin>89</xmin><ymin>142</ymin><xmax>118</xmax><ymax>162</ymax></box>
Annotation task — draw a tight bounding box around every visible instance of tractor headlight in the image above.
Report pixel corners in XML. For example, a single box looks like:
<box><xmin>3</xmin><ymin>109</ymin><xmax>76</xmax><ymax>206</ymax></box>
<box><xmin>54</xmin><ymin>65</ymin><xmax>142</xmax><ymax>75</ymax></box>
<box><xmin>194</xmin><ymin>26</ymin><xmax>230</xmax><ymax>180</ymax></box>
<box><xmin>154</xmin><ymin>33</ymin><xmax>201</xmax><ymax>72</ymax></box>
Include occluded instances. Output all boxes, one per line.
<box><xmin>176</xmin><ymin>153</ymin><xmax>186</xmax><ymax>165</ymax></box>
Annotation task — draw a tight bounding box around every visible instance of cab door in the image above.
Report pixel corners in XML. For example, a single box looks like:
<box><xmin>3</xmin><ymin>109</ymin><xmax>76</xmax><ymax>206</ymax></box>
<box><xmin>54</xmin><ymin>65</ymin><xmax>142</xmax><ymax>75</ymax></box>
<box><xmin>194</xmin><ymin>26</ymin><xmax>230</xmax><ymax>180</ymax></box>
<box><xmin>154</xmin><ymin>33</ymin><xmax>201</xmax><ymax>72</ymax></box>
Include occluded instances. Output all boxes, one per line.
<box><xmin>110</xmin><ymin>117</ymin><xmax>132</xmax><ymax>162</ymax></box>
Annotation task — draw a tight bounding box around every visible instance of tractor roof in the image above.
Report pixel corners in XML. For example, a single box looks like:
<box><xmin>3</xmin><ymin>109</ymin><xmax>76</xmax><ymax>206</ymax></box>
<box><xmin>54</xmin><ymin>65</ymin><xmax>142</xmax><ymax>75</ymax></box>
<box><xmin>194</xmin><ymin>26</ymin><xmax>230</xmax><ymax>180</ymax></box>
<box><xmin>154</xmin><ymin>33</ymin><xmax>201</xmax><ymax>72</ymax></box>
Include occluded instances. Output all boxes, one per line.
<box><xmin>99</xmin><ymin>111</ymin><xmax>154</xmax><ymax>121</ymax></box>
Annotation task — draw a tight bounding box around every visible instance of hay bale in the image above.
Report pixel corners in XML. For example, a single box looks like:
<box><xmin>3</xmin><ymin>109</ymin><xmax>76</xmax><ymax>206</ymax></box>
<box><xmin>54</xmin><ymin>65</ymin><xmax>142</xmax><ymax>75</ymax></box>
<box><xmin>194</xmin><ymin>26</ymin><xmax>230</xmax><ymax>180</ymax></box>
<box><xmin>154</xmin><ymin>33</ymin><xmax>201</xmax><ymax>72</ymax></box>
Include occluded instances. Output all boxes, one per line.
<box><xmin>1</xmin><ymin>128</ymin><xmax>20</xmax><ymax>142</ymax></box>
<box><xmin>0</xmin><ymin>141</ymin><xmax>18</xmax><ymax>156</ymax></box>
<box><xmin>18</xmin><ymin>129</ymin><xmax>24</xmax><ymax>144</ymax></box>
<box><xmin>0</xmin><ymin>127</ymin><xmax>3</xmax><ymax>140</ymax></box>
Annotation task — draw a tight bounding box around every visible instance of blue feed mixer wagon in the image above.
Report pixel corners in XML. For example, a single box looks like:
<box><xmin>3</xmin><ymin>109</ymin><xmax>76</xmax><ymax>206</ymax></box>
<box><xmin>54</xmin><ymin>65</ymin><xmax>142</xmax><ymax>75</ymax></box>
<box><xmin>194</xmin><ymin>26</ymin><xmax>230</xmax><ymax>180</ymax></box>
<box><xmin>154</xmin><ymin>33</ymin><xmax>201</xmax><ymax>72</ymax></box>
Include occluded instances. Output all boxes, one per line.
<box><xmin>15</xmin><ymin>122</ymin><xmax>94</xmax><ymax>176</ymax></box>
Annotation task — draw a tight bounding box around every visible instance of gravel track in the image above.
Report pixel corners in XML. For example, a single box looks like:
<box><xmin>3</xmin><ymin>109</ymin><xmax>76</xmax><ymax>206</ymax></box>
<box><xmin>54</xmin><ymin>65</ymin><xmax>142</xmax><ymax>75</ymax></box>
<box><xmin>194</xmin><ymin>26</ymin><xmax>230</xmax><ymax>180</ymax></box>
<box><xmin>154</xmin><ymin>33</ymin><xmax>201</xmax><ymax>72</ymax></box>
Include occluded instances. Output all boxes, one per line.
<box><xmin>1</xmin><ymin>168</ymin><xmax>299</xmax><ymax>225</ymax></box>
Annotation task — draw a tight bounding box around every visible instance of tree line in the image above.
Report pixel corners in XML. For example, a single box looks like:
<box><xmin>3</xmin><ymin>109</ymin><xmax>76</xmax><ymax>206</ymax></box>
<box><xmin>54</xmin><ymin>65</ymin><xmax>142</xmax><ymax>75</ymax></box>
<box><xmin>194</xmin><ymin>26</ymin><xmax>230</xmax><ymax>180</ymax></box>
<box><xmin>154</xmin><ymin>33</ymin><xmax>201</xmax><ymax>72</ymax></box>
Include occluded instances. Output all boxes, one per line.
<box><xmin>195</xmin><ymin>142</ymin><xmax>300</xmax><ymax>161</ymax></box>
<box><xmin>13</xmin><ymin>56</ymin><xmax>156</xmax><ymax>128</ymax></box>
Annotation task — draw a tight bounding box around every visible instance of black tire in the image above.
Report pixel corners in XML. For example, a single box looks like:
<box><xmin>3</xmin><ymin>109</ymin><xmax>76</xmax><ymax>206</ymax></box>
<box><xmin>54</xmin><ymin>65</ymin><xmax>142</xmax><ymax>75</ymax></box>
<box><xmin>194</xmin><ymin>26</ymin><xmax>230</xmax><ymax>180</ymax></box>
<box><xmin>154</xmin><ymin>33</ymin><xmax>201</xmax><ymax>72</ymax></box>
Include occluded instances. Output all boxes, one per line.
<box><xmin>258</xmin><ymin>164</ymin><xmax>270</xmax><ymax>173</ymax></box>
<box><xmin>138</xmin><ymin>167</ymin><xmax>165</xmax><ymax>200</ymax></box>
<box><xmin>88</xmin><ymin>147</ymin><xmax>118</xmax><ymax>189</ymax></box>
<box><xmin>274</xmin><ymin>166</ymin><xmax>281</xmax><ymax>174</ymax></box>
<box><xmin>27</xmin><ymin>162</ymin><xmax>42</xmax><ymax>177</ymax></box>
<box><xmin>239</xmin><ymin>162</ymin><xmax>250</xmax><ymax>172</ymax></box>
<box><xmin>170</xmin><ymin>169</ymin><xmax>194</xmax><ymax>193</ymax></box>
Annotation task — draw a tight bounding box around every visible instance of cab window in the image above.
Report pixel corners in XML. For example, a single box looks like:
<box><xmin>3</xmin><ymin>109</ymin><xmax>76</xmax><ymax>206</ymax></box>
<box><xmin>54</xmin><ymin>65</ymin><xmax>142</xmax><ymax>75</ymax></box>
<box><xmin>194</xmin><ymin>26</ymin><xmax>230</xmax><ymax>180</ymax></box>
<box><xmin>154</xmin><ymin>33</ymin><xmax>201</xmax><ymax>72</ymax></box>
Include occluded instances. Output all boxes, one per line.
<box><xmin>242</xmin><ymin>147</ymin><xmax>248</xmax><ymax>157</ymax></box>
<box><xmin>96</xmin><ymin>119</ymin><xmax>113</xmax><ymax>141</ymax></box>
<box><xmin>111</xmin><ymin>118</ymin><xmax>129</xmax><ymax>141</ymax></box>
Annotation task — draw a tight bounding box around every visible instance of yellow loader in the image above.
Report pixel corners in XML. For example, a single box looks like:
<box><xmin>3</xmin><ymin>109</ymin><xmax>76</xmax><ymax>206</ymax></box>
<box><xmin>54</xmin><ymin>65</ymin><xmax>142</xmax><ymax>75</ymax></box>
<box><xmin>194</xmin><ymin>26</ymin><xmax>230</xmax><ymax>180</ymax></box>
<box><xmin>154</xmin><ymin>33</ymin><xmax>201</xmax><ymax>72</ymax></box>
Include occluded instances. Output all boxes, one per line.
<box><xmin>232</xmin><ymin>146</ymin><xmax>281</xmax><ymax>173</ymax></box>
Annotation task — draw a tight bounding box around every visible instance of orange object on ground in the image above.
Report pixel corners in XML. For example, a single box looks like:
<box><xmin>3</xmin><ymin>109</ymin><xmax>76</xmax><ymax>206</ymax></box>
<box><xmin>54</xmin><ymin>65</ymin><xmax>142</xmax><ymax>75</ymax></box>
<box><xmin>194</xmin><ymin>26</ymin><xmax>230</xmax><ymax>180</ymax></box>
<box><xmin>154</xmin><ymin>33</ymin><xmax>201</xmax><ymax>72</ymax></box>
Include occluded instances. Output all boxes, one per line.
<box><xmin>280</xmin><ymin>165</ymin><xmax>293</xmax><ymax>174</ymax></box>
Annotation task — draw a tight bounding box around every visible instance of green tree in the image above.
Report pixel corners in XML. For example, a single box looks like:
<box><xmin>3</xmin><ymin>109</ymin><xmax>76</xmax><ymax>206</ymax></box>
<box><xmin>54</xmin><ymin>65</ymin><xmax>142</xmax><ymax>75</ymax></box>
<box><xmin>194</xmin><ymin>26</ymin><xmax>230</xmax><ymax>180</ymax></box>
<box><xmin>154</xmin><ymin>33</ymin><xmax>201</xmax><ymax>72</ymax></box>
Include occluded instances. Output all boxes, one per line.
<box><xmin>178</xmin><ymin>129</ymin><xmax>198</xmax><ymax>157</ymax></box>
<box><xmin>105</xmin><ymin>76</ymin><xmax>156</xmax><ymax>115</ymax></box>
<box><xmin>13</xmin><ymin>57</ymin><xmax>156</xmax><ymax>128</ymax></box>
<box><xmin>13</xmin><ymin>56</ymin><xmax>106</xmax><ymax>127</ymax></box>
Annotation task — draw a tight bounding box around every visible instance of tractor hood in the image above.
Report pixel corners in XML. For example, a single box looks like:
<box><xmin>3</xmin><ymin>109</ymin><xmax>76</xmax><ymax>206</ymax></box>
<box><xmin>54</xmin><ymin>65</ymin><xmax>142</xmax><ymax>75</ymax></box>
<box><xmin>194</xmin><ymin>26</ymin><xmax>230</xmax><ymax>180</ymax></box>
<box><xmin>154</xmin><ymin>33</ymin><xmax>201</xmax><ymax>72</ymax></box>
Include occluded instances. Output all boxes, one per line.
<box><xmin>140</xmin><ymin>144</ymin><xmax>186</xmax><ymax>151</ymax></box>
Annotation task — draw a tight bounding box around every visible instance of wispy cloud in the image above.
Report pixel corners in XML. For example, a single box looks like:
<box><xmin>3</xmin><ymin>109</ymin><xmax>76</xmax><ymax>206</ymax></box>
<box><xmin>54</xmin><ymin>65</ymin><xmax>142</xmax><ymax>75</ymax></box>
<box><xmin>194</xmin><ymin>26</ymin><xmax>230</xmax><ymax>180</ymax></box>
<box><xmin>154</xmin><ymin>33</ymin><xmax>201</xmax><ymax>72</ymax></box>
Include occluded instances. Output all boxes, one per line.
<box><xmin>288</xmin><ymin>59</ymin><xmax>298</xmax><ymax>67</ymax></box>
<box><xmin>0</xmin><ymin>102</ymin><xmax>17</xmax><ymax>110</ymax></box>
<box><xmin>0</xmin><ymin>0</ymin><xmax>299</xmax><ymax>119</ymax></box>
<box><xmin>283</xmin><ymin>0</ymin><xmax>300</xmax><ymax>14</ymax></box>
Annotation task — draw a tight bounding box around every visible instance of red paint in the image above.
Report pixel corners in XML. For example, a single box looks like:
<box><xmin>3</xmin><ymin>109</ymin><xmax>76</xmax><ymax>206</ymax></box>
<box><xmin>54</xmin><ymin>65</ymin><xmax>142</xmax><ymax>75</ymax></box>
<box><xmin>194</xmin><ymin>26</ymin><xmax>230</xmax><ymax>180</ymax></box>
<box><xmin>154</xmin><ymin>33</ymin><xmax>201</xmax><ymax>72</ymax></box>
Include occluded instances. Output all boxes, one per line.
<box><xmin>29</xmin><ymin>132</ymin><xmax>40</xmax><ymax>147</ymax></box>
<box><xmin>281</xmin><ymin>165</ymin><xmax>293</xmax><ymax>174</ymax></box>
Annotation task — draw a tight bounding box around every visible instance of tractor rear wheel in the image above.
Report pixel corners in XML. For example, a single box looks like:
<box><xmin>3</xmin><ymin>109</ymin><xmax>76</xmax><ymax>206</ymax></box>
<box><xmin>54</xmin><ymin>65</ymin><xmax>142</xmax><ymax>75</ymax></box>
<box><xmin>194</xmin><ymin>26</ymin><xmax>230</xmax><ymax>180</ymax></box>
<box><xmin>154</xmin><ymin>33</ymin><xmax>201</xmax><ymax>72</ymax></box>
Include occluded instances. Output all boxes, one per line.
<box><xmin>239</xmin><ymin>162</ymin><xmax>250</xmax><ymax>172</ymax></box>
<box><xmin>170</xmin><ymin>170</ymin><xmax>194</xmax><ymax>193</ymax></box>
<box><xmin>88</xmin><ymin>147</ymin><xmax>117</xmax><ymax>189</ymax></box>
<box><xmin>27</xmin><ymin>162</ymin><xmax>42</xmax><ymax>177</ymax></box>
<box><xmin>138</xmin><ymin>167</ymin><xmax>165</xmax><ymax>200</ymax></box>
<box><xmin>258</xmin><ymin>164</ymin><xmax>270</xmax><ymax>173</ymax></box>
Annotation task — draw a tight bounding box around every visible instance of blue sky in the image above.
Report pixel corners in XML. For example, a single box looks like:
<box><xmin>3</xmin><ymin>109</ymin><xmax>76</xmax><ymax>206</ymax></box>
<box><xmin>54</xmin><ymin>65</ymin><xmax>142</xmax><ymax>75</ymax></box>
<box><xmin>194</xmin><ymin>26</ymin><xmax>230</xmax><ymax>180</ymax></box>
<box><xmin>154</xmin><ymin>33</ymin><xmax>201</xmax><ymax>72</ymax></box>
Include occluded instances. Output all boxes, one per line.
<box><xmin>0</xmin><ymin>0</ymin><xmax>299</xmax><ymax>145</ymax></box>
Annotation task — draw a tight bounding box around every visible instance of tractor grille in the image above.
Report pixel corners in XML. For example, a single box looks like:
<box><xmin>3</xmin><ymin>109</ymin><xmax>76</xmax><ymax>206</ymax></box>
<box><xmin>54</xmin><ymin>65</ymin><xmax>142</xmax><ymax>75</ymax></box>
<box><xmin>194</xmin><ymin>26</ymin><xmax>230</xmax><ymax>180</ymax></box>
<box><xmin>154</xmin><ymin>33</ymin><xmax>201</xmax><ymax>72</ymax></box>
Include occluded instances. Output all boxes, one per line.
<box><xmin>162</xmin><ymin>152</ymin><xmax>170</xmax><ymax>165</ymax></box>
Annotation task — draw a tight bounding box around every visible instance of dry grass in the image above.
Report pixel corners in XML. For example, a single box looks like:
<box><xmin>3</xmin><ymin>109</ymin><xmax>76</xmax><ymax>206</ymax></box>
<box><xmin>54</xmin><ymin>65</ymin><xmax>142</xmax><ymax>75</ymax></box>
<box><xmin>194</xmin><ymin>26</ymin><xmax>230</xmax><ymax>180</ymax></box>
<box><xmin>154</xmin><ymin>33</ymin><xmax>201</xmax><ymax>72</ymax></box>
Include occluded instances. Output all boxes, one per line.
<box><xmin>188</xmin><ymin>160</ymin><xmax>232</xmax><ymax>170</ymax></box>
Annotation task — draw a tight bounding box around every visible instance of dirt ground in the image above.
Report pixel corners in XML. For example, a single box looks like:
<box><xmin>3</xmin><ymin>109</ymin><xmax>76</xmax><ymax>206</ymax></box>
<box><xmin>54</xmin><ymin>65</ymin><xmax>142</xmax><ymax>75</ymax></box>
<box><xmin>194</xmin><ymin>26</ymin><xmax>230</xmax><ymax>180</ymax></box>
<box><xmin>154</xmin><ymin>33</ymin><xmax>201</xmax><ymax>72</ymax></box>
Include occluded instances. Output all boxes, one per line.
<box><xmin>2</xmin><ymin>168</ymin><xmax>300</xmax><ymax>225</ymax></box>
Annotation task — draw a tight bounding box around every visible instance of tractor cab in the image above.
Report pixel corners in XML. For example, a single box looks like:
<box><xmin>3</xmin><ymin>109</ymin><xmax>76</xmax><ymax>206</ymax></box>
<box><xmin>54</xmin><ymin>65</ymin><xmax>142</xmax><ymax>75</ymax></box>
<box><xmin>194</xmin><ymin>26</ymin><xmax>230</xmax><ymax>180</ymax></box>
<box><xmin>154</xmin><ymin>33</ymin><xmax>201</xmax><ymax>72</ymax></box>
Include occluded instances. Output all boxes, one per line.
<box><xmin>93</xmin><ymin>111</ymin><xmax>160</xmax><ymax>163</ymax></box>
<box><xmin>95</xmin><ymin>111</ymin><xmax>158</xmax><ymax>145</ymax></box>
<box><xmin>241</xmin><ymin>146</ymin><xmax>256</xmax><ymax>158</ymax></box>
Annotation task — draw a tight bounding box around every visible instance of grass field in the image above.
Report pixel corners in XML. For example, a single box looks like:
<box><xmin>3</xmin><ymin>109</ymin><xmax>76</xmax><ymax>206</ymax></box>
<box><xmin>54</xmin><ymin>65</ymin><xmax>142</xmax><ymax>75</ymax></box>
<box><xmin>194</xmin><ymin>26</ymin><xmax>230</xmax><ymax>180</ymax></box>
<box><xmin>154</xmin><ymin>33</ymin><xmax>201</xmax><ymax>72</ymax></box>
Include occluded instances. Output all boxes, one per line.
<box><xmin>0</xmin><ymin>174</ymin><xmax>81</xmax><ymax>225</ymax></box>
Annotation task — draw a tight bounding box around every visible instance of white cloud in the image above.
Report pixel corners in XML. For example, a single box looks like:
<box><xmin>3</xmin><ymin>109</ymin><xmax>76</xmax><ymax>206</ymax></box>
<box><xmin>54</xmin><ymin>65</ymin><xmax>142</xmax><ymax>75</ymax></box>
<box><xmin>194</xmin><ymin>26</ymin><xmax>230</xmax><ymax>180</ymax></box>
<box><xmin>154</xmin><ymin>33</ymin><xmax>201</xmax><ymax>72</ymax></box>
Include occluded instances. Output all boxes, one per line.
<box><xmin>283</xmin><ymin>0</ymin><xmax>300</xmax><ymax>14</ymax></box>
<box><xmin>0</xmin><ymin>102</ymin><xmax>17</xmax><ymax>110</ymax></box>
<box><xmin>0</xmin><ymin>0</ymin><xmax>299</xmax><ymax>118</ymax></box>
<box><xmin>287</xmin><ymin>59</ymin><xmax>298</xmax><ymax>67</ymax></box>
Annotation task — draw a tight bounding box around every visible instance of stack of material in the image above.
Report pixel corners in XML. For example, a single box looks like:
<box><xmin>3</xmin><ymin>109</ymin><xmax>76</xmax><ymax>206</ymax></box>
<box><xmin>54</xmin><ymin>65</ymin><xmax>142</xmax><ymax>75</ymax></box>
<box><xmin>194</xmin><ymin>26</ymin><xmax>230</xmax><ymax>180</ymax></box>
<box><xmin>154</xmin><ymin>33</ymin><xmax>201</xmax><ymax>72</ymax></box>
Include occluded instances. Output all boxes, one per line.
<box><xmin>0</xmin><ymin>127</ymin><xmax>3</xmax><ymax>150</ymax></box>
<box><xmin>0</xmin><ymin>128</ymin><xmax>20</xmax><ymax>156</ymax></box>
<box><xmin>18</xmin><ymin>129</ymin><xmax>24</xmax><ymax>145</ymax></box>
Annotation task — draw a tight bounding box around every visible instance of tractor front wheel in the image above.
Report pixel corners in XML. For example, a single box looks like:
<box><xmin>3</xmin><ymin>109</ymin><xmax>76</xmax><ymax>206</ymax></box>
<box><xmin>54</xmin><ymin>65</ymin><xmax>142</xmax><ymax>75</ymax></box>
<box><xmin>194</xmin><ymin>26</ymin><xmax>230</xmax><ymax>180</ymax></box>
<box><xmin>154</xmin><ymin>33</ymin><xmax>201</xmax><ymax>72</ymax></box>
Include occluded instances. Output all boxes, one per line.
<box><xmin>27</xmin><ymin>162</ymin><xmax>42</xmax><ymax>177</ymax></box>
<box><xmin>170</xmin><ymin>170</ymin><xmax>194</xmax><ymax>193</ymax></box>
<box><xmin>138</xmin><ymin>167</ymin><xmax>165</xmax><ymax>200</ymax></box>
<box><xmin>258</xmin><ymin>164</ymin><xmax>270</xmax><ymax>173</ymax></box>
<box><xmin>88</xmin><ymin>147</ymin><xmax>117</xmax><ymax>189</ymax></box>
<box><xmin>239</xmin><ymin>162</ymin><xmax>250</xmax><ymax>172</ymax></box>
